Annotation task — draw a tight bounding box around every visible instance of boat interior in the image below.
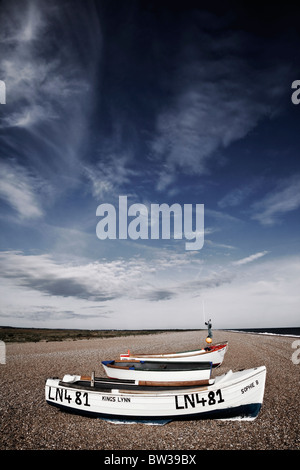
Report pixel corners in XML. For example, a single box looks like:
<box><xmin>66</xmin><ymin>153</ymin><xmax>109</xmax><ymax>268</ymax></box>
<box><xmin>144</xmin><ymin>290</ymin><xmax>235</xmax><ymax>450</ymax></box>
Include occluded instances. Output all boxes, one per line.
<box><xmin>102</xmin><ymin>360</ymin><xmax>213</xmax><ymax>371</ymax></box>
<box><xmin>58</xmin><ymin>375</ymin><xmax>214</xmax><ymax>393</ymax></box>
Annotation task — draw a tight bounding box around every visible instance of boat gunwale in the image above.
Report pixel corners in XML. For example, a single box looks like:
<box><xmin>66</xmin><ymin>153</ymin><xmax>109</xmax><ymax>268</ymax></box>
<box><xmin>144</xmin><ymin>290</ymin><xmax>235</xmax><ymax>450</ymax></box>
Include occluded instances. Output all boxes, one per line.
<box><xmin>102</xmin><ymin>360</ymin><xmax>213</xmax><ymax>372</ymax></box>
<box><xmin>120</xmin><ymin>342</ymin><xmax>228</xmax><ymax>359</ymax></box>
<box><xmin>57</xmin><ymin>378</ymin><xmax>213</xmax><ymax>393</ymax></box>
<box><xmin>52</xmin><ymin>366</ymin><xmax>266</xmax><ymax>397</ymax></box>
<box><xmin>129</xmin><ymin>366</ymin><xmax>265</xmax><ymax>396</ymax></box>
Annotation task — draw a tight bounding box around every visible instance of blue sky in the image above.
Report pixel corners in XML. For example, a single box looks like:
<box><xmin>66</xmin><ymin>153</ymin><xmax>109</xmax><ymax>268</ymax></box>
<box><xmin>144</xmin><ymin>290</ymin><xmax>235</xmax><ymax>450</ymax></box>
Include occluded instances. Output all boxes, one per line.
<box><xmin>0</xmin><ymin>0</ymin><xmax>299</xmax><ymax>330</ymax></box>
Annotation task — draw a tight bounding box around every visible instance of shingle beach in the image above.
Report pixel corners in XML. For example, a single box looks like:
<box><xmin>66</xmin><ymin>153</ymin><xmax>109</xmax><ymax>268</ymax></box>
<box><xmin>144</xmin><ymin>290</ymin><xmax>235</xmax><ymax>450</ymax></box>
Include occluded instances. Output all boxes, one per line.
<box><xmin>0</xmin><ymin>330</ymin><xmax>299</xmax><ymax>450</ymax></box>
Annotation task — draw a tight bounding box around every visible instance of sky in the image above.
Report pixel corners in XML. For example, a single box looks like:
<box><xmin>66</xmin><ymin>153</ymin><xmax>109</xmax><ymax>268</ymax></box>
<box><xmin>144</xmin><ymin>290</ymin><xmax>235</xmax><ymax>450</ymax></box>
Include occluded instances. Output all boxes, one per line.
<box><xmin>0</xmin><ymin>0</ymin><xmax>299</xmax><ymax>330</ymax></box>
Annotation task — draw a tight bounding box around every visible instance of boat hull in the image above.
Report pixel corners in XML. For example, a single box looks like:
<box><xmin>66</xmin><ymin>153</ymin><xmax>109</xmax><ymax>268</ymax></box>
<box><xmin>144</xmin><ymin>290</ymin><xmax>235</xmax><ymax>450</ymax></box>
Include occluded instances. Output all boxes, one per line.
<box><xmin>45</xmin><ymin>366</ymin><xmax>266</xmax><ymax>423</ymax></box>
<box><xmin>102</xmin><ymin>360</ymin><xmax>213</xmax><ymax>383</ymax></box>
<box><xmin>120</xmin><ymin>342</ymin><xmax>228</xmax><ymax>367</ymax></box>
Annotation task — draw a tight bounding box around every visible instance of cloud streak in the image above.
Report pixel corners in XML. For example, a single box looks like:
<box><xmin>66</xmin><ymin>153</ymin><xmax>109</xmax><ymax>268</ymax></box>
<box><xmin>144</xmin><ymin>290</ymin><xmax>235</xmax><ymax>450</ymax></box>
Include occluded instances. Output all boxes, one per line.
<box><xmin>150</xmin><ymin>26</ymin><xmax>289</xmax><ymax>190</ymax></box>
<box><xmin>232</xmin><ymin>251</ymin><xmax>269</xmax><ymax>266</ymax></box>
<box><xmin>218</xmin><ymin>178</ymin><xmax>264</xmax><ymax>209</ymax></box>
<box><xmin>0</xmin><ymin>0</ymin><xmax>102</xmax><ymax>190</ymax></box>
<box><xmin>1</xmin><ymin>249</ymin><xmax>299</xmax><ymax>329</ymax></box>
<box><xmin>252</xmin><ymin>175</ymin><xmax>300</xmax><ymax>225</ymax></box>
<box><xmin>0</xmin><ymin>250</ymin><xmax>230</xmax><ymax>306</ymax></box>
<box><xmin>0</xmin><ymin>251</ymin><xmax>131</xmax><ymax>302</ymax></box>
<box><xmin>0</xmin><ymin>160</ymin><xmax>44</xmax><ymax>219</ymax></box>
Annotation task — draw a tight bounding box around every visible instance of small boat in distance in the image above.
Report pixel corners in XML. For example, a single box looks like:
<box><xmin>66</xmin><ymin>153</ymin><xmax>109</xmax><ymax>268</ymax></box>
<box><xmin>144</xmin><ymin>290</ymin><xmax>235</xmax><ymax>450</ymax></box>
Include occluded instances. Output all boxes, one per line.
<box><xmin>102</xmin><ymin>360</ymin><xmax>213</xmax><ymax>383</ymax></box>
<box><xmin>45</xmin><ymin>365</ymin><xmax>266</xmax><ymax>423</ymax></box>
<box><xmin>119</xmin><ymin>342</ymin><xmax>228</xmax><ymax>367</ymax></box>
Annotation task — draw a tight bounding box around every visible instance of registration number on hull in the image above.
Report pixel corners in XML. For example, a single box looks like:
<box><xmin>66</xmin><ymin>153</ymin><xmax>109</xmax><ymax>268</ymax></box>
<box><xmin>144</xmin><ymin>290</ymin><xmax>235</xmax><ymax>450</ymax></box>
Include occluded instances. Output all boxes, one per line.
<box><xmin>47</xmin><ymin>387</ymin><xmax>132</xmax><ymax>407</ymax></box>
<box><xmin>47</xmin><ymin>386</ymin><xmax>90</xmax><ymax>407</ymax></box>
<box><xmin>175</xmin><ymin>389</ymin><xmax>225</xmax><ymax>410</ymax></box>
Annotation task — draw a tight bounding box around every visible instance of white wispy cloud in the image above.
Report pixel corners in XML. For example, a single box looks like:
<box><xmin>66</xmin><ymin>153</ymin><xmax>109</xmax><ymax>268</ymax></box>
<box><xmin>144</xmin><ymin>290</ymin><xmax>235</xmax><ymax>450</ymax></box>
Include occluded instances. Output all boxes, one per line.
<box><xmin>84</xmin><ymin>155</ymin><xmax>138</xmax><ymax>200</ymax></box>
<box><xmin>0</xmin><ymin>249</ymin><xmax>220</xmax><ymax>306</ymax></box>
<box><xmin>151</xmin><ymin>31</ymin><xmax>288</xmax><ymax>190</ymax></box>
<box><xmin>232</xmin><ymin>251</ymin><xmax>269</xmax><ymax>266</ymax></box>
<box><xmin>0</xmin><ymin>0</ymin><xmax>44</xmax><ymax>44</ymax></box>
<box><xmin>0</xmin><ymin>251</ymin><xmax>134</xmax><ymax>302</ymax></box>
<box><xmin>0</xmin><ymin>160</ymin><xmax>44</xmax><ymax>219</ymax></box>
<box><xmin>252</xmin><ymin>175</ymin><xmax>300</xmax><ymax>225</ymax></box>
<box><xmin>0</xmin><ymin>250</ymin><xmax>166</xmax><ymax>303</ymax></box>
<box><xmin>0</xmin><ymin>0</ymin><xmax>94</xmax><ymax>108</ymax></box>
<box><xmin>218</xmin><ymin>178</ymin><xmax>264</xmax><ymax>209</ymax></box>
<box><xmin>1</xmin><ymin>249</ymin><xmax>299</xmax><ymax>329</ymax></box>
<box><xmin>0</xmin><ymin>0</ymin><xmax>101</xmax><ymax>185</ymax></box>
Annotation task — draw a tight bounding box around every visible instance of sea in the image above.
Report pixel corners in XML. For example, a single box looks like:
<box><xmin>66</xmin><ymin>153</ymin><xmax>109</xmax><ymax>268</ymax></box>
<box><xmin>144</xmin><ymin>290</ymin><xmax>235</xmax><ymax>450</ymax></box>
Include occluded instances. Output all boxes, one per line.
<box><xmin>225</xmin><ymin>327</ymin><xmax>300</xmax><ymax>337</ymax></box>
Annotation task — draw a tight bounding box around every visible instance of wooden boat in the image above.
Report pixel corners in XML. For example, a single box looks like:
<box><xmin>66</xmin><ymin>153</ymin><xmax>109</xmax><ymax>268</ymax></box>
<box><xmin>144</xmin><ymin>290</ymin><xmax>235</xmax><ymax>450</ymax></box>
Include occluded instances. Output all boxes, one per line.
<box><xmin>45</xmin><ymin>365</ymin><xmax>266</xmax><ymax>423</ymax></box>
<box><xmin>119</xmin><ymin>342</ymin><xmax>228</xmax><ymax>367</ymax></box>
<box><xmin>101</xmin><ymin>360</ymin><xmax>213</xmax><ymax>383</ymax></box>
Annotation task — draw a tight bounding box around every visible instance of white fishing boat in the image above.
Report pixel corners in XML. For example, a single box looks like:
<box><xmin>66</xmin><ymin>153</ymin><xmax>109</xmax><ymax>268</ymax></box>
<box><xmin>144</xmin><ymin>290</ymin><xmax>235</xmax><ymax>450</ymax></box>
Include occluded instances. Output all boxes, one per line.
<box><xmin>45</xmin><ymin>365</ymin><xmax>266</xmax><ymax>423</ymax></box>
<box><xmin>119</xmin><ymin>342</ymin><xmax>228</xmax><ymax>367</ymax></box>
<box><xmin>102</xmin><ymin>360</ymin><xmax>213</xmax><ymax>383</ymax></box>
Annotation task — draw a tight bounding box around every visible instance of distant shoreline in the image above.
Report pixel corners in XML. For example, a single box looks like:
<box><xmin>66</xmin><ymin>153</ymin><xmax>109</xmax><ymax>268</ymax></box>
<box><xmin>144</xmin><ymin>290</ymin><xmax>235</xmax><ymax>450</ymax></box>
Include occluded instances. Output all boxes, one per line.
<box><xmin>225</xmin><ymin>327</ymin><xmax>300</xmax><ymax>337</ymax></box>
<box><xmin>0</xmin><ymin>325</ymin><xmax>299</xmax><ymax>342</ymax></box>
<box><xmin>0</xmin><ymin>327</ymin><xmax>199</xmax><ymax>343</ymax></box>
